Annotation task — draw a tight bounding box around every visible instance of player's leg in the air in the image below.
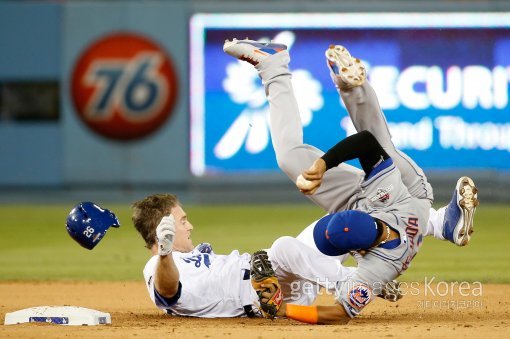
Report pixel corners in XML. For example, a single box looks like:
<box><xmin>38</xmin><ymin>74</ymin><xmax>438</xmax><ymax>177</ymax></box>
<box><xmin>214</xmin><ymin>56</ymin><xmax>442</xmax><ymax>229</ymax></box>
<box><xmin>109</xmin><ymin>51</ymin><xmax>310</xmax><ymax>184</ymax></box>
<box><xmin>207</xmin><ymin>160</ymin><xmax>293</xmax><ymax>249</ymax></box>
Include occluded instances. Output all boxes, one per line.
<box><xmin>326</xmin><ymin>44</ymin><xmax>433</xmax><ymax>202</ymax></box>
<box><xmin>223</xmin><ymin>39</ymin><xmax>364</xmax><ymax>214</ymax></box>
<box><xmin>326</xmin><ymin>44</ymin><xmax>479</xmax><ymax>246</ymax></box>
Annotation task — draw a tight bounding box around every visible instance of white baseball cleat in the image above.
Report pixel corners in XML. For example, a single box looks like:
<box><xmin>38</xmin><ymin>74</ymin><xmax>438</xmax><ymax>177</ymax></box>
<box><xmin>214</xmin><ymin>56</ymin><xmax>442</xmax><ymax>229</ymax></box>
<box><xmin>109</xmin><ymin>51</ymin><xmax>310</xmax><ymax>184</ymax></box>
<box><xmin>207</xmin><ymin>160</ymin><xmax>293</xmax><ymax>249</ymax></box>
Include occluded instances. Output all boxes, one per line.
<box><xmin>325</xmin><ymin>44</ymin><xmax>366</xmax><ymax>91</ymax></box>
<box><xmin>223</xmin><ymin>38</ymin><xmax>287</xmax><ymax>66</ymax></box>
<box><xmin>442</xmin><ymin>176</ymin><xmax>479</xmax><ymax>246</ymax></box>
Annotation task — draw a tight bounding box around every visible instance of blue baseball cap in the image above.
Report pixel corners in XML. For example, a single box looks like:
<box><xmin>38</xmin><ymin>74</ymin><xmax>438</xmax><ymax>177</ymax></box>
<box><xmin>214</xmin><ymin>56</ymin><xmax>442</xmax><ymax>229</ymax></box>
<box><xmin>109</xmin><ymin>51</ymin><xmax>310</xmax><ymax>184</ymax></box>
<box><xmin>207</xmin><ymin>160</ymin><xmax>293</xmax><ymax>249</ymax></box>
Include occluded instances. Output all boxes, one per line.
<box><xmin>313</xmin><ymin>210</ymin><xmax>379</xmax><ymax>256</ymax></box>
<box><xmin>66</xmin><ymin>202</ymin><xmax>120</xmax><ymax>250</ymax></box>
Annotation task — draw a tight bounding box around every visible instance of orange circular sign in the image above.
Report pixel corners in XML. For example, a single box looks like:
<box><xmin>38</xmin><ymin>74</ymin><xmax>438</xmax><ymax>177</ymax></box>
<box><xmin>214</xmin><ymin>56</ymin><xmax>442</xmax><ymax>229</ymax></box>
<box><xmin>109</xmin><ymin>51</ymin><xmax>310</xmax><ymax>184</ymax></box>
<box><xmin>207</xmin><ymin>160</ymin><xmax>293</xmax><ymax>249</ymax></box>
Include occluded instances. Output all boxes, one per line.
<box><xmin>71</xmin><ymin>32</ymin><xmax>178</xmax><ymax>141</ymax></box>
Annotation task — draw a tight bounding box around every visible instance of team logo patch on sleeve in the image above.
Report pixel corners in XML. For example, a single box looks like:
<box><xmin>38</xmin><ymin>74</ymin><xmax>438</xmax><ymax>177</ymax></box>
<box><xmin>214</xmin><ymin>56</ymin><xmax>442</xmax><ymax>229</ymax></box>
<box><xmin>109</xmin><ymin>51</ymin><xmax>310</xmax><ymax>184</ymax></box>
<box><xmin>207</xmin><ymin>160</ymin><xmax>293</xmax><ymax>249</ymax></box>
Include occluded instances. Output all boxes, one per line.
<box><xmin>348</xmin><ymin>283</ymin><xmax>372</xmax><ymax>309</ymax></box>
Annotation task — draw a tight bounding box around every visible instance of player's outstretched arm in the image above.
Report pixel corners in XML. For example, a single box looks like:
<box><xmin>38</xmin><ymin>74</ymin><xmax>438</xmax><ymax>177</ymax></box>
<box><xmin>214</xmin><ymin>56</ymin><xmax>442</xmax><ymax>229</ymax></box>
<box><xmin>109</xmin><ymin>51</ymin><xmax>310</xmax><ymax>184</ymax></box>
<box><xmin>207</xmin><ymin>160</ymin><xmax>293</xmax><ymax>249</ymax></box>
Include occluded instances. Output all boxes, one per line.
<box><xmin>260</xmin><ymin>285</ymin><xmax>350</xmax><ymax>324</ymax></box>
<box><xmin>316</xmin><ymin>304</ymin><xmax>350</xmax><ymax>324</ymax></box>
<box><xmin>154</xmin><ymin>254</ymin><xmax>180</xmax><ymax>298</ymax></box>
<box><xmin>154</xmin><ymin>215</ymin><xmax>180</xmax><ymax>298</ymax></box>
<box><xmin>276</xmin><ymin>302</ymin><xmax>350</xmax><ymax>325</ymax></box>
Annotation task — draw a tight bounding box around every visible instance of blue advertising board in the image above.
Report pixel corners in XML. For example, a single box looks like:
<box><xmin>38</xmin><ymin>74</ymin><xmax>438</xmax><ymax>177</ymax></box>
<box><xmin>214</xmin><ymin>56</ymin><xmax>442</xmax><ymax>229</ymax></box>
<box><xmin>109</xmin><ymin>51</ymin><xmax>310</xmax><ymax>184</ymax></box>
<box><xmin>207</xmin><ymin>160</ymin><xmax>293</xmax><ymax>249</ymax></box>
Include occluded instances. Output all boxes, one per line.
<box><xmin>190</xmin><ymin>13</ymin><xmax>510</xmax><ymax>176</ymax></box>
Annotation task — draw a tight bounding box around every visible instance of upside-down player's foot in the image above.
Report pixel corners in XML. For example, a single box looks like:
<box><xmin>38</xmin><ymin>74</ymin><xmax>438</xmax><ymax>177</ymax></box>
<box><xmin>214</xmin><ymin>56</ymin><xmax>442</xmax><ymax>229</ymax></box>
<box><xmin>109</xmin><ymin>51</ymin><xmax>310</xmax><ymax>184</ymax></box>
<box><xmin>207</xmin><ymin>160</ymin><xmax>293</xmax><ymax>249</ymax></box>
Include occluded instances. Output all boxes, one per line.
<box><xmin>325</xmin><ymin>44</ymin><xmax>366</xmax><ymax>91</ymax></box>
<box><xmin>442</xmin><ymin>176</ymin><xmax>479</xmax><ymax>246</ymax></box>
<box><xmin>223</xmin><ymin>38</ymin><xmax>287</xmax><ymax>66</ymax></box>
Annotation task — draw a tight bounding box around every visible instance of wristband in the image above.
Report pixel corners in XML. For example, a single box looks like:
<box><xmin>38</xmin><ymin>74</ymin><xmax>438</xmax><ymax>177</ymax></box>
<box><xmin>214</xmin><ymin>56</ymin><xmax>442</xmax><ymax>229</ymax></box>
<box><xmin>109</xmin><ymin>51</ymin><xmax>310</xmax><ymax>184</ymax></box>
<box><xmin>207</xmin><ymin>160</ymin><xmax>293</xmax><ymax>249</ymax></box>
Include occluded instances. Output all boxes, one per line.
<box><xmin>286</xmin><ymin>304</ymin><xmax>318</xmax><ymax>324</ymax></box>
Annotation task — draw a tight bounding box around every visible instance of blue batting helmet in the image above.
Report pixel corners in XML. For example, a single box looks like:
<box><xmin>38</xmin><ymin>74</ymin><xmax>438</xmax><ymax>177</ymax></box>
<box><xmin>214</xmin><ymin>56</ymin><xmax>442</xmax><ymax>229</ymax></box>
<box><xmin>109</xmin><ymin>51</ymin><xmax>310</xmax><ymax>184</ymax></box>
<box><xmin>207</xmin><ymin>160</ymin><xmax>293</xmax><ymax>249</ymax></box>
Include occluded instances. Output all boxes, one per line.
<box><xmin>66</xmin><ymin>202</ymin><xmax>120</xmax><ymax>250</ymax></box>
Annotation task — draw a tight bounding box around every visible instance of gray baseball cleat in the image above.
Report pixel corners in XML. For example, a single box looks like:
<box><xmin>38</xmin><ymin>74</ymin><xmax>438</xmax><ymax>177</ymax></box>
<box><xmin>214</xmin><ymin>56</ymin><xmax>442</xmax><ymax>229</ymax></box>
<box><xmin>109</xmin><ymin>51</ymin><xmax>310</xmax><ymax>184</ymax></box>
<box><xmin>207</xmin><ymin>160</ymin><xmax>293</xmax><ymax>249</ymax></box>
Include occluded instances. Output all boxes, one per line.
<box><xmin>223</xmin><ymin>38</ymin><xmax>287</xmax><ymax>66</ymax></box>
<box><xmin>442</xmin><ymin>176</ymin><xmax>479</xmax><ymax>246</ymax></box>
<box><xmin>325</xmin><ymin>44</ymin><xmax>366</xmax><ymax>91</ymax></box>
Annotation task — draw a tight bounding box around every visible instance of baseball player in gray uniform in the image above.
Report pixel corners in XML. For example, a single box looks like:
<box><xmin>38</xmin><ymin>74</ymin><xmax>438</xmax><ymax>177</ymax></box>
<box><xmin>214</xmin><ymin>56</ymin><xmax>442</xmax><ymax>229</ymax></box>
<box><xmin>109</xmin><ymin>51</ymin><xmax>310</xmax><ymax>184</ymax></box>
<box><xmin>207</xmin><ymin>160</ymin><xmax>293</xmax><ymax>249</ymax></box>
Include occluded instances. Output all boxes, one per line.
<box><xmin>223</xmin><ymin>38</ymin><xmax>479</xmax><ymax>324</ymax></box>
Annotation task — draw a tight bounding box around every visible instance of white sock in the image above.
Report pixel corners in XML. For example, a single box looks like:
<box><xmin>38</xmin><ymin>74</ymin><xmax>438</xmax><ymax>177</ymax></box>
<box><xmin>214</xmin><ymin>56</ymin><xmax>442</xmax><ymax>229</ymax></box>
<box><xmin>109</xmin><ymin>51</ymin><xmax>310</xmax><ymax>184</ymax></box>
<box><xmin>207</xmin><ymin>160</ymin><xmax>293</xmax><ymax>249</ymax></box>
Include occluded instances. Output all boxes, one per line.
<box><xmin>425</xmin><ymin>207</ymin><xmax>446</xmax><ymax>240</ymax></box>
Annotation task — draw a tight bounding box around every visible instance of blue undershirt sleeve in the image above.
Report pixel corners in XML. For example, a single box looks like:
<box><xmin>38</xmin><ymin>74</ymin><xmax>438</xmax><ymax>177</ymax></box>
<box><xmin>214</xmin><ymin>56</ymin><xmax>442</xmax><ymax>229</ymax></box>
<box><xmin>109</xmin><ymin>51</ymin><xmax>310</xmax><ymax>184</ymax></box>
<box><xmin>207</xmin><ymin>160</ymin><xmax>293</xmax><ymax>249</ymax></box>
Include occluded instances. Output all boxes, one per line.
<box><xmin>154</xmin><ymin>282</ymin><xmax>182</xmax><ymax>308</ymax></box>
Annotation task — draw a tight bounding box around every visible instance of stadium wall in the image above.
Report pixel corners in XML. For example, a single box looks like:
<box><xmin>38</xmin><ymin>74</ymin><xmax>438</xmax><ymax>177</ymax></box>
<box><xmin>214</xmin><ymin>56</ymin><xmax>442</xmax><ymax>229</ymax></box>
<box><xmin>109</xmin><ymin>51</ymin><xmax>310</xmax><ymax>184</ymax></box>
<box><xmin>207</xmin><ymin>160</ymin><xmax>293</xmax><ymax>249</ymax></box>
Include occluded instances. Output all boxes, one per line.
<box><xmin>0</xmin><ymin>0</ymin><xmax>508</xmax><ymax>204</ymax></box>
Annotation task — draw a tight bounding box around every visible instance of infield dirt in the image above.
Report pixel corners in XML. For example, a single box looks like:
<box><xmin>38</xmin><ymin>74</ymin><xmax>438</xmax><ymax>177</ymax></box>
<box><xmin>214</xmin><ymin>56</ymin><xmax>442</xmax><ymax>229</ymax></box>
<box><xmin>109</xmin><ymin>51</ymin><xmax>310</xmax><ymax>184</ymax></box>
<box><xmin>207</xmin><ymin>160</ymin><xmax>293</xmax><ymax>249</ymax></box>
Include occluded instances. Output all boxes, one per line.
<box><xmin>1</xmin><ymin>281</ymin><xmax>509</xmax><ymax>338</ymax></box>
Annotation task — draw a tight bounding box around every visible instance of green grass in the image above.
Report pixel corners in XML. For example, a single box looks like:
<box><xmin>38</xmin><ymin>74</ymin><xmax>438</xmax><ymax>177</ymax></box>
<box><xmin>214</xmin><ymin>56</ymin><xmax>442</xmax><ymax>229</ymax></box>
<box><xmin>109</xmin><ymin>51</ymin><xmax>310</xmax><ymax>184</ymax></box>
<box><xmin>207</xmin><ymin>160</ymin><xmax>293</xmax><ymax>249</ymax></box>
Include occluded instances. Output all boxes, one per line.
<box><xmin>0</xmin><ymin>203</ymin><xmax>508</xmax><ymax>282</ymax></box>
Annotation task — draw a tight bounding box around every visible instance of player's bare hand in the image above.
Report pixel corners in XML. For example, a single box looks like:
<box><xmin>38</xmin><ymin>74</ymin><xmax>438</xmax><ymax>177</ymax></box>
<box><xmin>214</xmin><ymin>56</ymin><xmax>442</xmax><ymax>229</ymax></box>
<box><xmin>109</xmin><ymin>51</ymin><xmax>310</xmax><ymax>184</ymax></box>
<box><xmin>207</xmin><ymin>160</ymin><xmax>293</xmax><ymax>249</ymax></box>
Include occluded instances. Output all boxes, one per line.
<box><xmin>303</xmin><ymin>158</ymin><xmax>327</xmax><ymax>181</ymax></box>
<box><xmin>296</xmin><ymin>159</ymin><xmax>326</xmax><ymax>195</ymax></box>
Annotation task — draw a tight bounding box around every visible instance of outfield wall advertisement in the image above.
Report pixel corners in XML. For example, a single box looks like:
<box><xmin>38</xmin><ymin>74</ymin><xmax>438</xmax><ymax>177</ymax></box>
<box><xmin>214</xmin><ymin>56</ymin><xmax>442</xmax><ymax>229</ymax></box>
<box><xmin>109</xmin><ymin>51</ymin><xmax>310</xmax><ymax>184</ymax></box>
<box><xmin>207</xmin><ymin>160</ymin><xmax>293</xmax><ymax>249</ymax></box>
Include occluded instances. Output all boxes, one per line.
<box><xmin>190</xmin><ymin>13</ymin><xmax>510</xmax><ymax>176</ymax></box>
<box><xmin>62</xmin><ymin>2</ymin><xmax>189</xmax><ymax>184</ymax></box>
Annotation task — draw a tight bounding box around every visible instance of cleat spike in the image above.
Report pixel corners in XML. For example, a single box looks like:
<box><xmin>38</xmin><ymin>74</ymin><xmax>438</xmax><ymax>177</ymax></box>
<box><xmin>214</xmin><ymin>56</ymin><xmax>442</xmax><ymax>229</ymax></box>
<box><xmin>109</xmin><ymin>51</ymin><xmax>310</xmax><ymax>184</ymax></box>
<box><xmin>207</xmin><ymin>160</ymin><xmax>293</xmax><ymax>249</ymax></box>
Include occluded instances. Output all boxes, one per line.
<box><xmin>325</xmin><ymin>44</ymin><xmax>366</xmax><ymax>90</ymax></box>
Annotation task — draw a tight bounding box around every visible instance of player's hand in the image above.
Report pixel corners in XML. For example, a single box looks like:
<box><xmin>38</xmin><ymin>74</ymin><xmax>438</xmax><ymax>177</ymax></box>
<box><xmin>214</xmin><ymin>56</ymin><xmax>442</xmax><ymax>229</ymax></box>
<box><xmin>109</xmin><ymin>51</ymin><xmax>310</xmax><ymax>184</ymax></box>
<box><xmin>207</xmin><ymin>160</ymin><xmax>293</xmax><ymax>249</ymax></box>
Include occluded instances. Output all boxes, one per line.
<box><xmin>156</xmin><ymin>215</ymin><xmax>176</xmax><ymax>256</ymax></box>
<box><xmin>297</xmin><ymin>159</ymin><xmax>327</xmax><ymax>195</ymax></box>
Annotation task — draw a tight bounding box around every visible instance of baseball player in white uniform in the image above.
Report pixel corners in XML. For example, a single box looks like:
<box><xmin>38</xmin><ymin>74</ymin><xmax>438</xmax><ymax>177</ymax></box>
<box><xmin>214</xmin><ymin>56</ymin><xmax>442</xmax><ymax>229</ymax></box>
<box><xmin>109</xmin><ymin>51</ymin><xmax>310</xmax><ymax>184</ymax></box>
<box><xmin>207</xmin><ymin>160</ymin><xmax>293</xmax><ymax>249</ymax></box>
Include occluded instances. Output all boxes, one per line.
<box><xmin>223</xmin><ymin>38</ymin><xmax>479</xmax><ymax>323</ymax></box>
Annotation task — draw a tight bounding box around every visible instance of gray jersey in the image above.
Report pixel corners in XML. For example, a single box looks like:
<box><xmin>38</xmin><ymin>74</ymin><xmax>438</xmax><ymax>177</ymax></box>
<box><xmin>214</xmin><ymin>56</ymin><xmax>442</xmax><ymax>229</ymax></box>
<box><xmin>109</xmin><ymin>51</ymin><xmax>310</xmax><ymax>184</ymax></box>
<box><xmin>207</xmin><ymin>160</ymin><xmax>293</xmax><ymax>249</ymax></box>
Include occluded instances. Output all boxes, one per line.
<box><xmin>351</xmin><ymin>158</ymin><xmax>426</xmax><ymax>272</ymax></box>
<box><xmin>336</xmin><ymin>158</ymin><xmax>428</xmax><ymax>317</ymax></box>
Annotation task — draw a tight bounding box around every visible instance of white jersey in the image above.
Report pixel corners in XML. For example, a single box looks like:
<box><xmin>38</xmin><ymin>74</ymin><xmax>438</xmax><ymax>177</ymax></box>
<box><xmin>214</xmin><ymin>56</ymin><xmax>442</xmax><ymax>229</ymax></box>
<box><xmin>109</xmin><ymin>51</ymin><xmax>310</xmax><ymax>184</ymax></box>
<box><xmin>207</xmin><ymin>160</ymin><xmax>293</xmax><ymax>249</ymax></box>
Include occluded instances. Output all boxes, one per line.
<box><xmin>143</xmin><ymin>249</ymin><xmax>258</xmax><ymax>318</ymax></box>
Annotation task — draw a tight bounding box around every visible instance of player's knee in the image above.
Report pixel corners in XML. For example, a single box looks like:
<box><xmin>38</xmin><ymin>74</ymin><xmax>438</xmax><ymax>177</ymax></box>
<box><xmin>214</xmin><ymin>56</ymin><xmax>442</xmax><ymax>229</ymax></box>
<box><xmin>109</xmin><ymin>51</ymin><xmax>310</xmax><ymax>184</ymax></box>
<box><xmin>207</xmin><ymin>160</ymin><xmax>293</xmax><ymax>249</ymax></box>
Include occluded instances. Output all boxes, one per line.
<box><xmin>271</xmin><ymin>236</ymin><xmax>296</xmax><ymax>253</ymax></box>
<box><xmin>270</xmin><ymin>236</ymin><xmax>299</xmax><ymax>262</ymax></box>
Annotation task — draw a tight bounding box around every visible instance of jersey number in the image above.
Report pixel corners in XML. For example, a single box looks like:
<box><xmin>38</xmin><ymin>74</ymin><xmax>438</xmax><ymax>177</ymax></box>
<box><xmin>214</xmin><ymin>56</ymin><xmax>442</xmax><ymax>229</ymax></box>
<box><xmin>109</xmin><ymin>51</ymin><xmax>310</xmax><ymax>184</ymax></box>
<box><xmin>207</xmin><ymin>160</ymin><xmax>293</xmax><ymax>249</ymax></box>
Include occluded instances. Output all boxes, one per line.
<box><xmin>181</xmin><ymin>254</ymin><xmax>211</xmax><ymax>268</ymax></box>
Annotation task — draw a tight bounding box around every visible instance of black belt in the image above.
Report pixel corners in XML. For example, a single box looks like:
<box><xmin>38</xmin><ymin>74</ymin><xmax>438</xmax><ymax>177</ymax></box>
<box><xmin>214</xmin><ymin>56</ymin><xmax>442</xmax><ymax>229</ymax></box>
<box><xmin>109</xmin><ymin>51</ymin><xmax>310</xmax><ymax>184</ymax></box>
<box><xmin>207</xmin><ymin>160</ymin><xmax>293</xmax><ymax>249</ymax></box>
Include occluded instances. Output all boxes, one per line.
<box><xmin>242</xmin><ymin>269</ymin><xmax>256</xmax><ymax>318</ymax></box>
